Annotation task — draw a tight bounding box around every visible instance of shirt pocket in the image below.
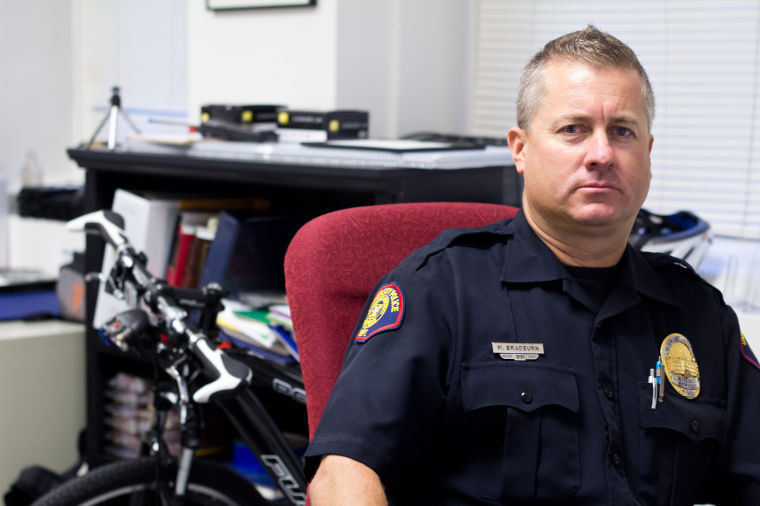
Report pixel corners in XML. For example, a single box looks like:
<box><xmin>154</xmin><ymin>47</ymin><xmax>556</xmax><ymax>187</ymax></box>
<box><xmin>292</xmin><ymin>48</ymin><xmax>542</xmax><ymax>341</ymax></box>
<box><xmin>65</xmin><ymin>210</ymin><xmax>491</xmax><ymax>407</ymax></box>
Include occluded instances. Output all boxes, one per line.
<box><xmin>462</xmin><ymin>362</ymin><xmax>581</xmax><ymax>503</ymax></box>
<box><xmin>639</xmin><ymin>382</ymin><xmax>725</xmax><ymax>500</ymax></box>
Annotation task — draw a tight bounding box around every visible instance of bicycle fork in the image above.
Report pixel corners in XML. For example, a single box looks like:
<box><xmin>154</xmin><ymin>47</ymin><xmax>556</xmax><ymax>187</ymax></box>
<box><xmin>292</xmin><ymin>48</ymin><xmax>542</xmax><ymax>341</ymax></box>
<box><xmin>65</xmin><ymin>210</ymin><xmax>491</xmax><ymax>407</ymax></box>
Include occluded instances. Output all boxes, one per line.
<box><xmin>165</xmin><ymin>362</ymin><xmax>202</xmax><ymax>500</ymax></box>
<box><xmin>141</xmin><ymin>361</ymin><xmax>202</xmax><ymax>505</ymax></box>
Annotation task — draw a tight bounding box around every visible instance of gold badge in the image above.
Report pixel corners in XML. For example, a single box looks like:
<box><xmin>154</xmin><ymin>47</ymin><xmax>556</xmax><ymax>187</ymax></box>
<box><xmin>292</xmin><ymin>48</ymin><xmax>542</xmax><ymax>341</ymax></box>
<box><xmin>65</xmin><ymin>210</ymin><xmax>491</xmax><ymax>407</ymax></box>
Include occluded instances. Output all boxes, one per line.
<box><xmin>660</xmin><ymin>333</ymin><xmax>700</xmax><ymax>399</ymax></box>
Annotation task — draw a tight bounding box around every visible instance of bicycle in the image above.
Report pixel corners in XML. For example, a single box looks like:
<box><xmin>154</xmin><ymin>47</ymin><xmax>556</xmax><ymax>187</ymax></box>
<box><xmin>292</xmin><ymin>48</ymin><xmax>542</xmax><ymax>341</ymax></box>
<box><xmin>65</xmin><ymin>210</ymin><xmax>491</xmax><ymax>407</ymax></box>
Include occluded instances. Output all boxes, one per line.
<box><xmin>31</xmin><ymin>209</ymin><xmax>309</xmax><ymax>505</ymax></box>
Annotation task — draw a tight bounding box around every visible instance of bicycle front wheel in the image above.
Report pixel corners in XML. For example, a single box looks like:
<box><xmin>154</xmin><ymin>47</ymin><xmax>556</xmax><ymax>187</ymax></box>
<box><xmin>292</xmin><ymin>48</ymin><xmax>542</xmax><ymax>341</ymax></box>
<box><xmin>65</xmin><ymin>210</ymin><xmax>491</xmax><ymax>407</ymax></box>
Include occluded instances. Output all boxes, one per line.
<box><xmin>30</xmin><ymin>456</ymin><xmax>269</xmax><ymax>506</ymax></box>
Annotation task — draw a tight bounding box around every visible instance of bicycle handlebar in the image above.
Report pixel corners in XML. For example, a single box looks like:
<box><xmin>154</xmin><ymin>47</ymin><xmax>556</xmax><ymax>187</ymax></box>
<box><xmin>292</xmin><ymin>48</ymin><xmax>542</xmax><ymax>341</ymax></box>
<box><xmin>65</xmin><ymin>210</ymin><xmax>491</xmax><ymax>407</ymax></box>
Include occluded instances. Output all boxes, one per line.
<box><xmin>68</xmin><ymin>210</ymin><xmax>253</xmax><ymax>403</ymax></box>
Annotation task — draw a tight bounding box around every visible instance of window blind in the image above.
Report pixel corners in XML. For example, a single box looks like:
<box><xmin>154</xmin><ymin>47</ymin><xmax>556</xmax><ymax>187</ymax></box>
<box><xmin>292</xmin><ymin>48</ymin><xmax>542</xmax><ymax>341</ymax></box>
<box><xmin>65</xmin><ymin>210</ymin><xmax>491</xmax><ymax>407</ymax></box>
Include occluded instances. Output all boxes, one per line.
<box><xmin>468</xmin><ymin>0</ymin><xmax>760</xmax><ymax>239</ymax></box>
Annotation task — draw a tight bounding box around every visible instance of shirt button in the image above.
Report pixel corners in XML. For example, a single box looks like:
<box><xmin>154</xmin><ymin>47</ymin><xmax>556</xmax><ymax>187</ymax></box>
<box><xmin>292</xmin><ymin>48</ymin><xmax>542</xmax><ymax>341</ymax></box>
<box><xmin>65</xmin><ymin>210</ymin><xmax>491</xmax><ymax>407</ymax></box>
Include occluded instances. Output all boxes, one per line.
<box><xmin>690</xmin><ymin>419</ymin><xmax>700</xmax><ymax>434</ymax></box>
<box><xmin>603</xmin><ymin>386</ymin><xmax>614</xmax><ymax>400</ymax></box>
<box><xmin>520</xmin><ymin>392</ymin><xmax>533</xmax><ymax>404</ymax></box>
<box><xmin>611</xmin><ymin>453</ymin><xmax>622</xmax><ymax>466</ymax></box>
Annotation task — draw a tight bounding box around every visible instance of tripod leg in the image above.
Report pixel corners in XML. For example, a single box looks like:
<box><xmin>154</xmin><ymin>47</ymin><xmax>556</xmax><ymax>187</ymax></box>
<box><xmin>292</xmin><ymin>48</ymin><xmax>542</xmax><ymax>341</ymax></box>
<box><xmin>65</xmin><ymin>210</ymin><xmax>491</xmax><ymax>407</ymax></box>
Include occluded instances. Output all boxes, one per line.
<box><xmin>107</xmin><ymin>105</ymin><xmax>120</xmax><ymax>149</ymax></box>
<box><xmin>119</xmin><ymin>109</ymin><xmax>141</xmax><ymax>136</ymax></box>
<box><xmin>87</xmin><ymin>111</ymin><xmax>112</xmax><ymax>149</ymax></box>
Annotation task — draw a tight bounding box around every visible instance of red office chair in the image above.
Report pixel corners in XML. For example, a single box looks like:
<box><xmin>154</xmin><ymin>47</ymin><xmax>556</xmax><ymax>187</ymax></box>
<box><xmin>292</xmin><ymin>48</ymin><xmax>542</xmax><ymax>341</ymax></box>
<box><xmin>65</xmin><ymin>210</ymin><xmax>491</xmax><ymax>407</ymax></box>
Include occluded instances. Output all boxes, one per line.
<box><xmin>284</xmin><ymin>202</ymin><xmax>518</xmax><ymax>442</ymax></box>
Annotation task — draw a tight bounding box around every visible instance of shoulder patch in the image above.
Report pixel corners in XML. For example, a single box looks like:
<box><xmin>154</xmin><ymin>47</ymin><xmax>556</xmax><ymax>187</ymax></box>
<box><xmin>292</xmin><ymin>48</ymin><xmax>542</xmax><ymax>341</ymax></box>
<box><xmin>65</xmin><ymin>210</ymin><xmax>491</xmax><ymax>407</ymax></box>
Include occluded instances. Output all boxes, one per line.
<box><xmin>355</xmin><ymin>283</ymin><xmax>405</xmax><ymax>343</ymax></box>
<box><xmin>741</xmin><ymin>333</ymin><xmax>760</xmax><ymax>371</ymax></box>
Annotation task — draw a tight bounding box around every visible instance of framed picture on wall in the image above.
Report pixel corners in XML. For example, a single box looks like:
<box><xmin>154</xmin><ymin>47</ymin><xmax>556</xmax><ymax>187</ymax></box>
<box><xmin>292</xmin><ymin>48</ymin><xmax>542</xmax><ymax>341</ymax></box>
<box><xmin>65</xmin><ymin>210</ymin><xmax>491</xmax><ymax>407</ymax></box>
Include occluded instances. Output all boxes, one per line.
<box><xmin>207</xmin><ymin>0</ymin><xmax>316</xmax><ymax>10</ymax></box>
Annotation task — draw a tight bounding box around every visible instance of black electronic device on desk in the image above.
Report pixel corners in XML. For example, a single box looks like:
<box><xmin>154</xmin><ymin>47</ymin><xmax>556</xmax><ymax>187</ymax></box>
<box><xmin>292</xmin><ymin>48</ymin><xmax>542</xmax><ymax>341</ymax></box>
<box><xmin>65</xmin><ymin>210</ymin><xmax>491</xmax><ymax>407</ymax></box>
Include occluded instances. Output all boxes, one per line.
<box><xmin>199</xmin><ymin>104</ymin><xmax>283</xmax><ymax>142</ymax></box>
<box><xmin>196</xmin><ymin>119</ymin><xmax>278</xmax><ymax>142</ymax></box>
<box><xmin>276</xmin><ymin>109</ymin><xmax>369</xmax><ymax>143</ymax></box>
<box><xmin>402</xmin><ymin>130</ymin><xmax>509</xmax><ymax>148</ymax></box>
<box><xmin>201</xmin><ymin>104</ymin><xmax>283</xmax><ymax>130</ymax></box>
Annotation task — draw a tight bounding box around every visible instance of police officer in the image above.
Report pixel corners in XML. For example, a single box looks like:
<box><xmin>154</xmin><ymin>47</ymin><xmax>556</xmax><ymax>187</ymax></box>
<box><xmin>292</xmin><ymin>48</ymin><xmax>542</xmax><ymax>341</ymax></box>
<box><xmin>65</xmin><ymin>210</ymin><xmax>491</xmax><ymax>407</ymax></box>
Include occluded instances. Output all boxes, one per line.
<box><xmin>306</xmin><ymin>26</ymin><xmax>760</xmax><ymax>505</ymax></box>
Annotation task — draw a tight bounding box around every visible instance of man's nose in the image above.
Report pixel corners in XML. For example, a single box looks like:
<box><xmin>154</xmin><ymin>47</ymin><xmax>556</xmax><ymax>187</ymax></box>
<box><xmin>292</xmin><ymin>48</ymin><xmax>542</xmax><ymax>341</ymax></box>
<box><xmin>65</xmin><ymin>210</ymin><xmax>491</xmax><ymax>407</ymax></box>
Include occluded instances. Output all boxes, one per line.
<box><xmin>587</xmin><ymin>131</ymin><xmax>614</xmax><ymax>168</ymax></box>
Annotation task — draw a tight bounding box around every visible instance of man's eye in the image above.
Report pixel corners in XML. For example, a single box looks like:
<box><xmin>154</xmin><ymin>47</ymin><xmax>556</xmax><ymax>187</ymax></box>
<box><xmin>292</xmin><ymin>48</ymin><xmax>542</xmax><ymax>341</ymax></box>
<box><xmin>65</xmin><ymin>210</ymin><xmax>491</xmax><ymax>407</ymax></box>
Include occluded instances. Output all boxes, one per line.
<box><xmin>613</xmin><ymin>126</ymin><xmax>632</xmax><ymax>137</ymax></box>
<box><xmin>562</xmin><ymin>125</ymin><xmax>580</xmax><ymax>134</ymax></box>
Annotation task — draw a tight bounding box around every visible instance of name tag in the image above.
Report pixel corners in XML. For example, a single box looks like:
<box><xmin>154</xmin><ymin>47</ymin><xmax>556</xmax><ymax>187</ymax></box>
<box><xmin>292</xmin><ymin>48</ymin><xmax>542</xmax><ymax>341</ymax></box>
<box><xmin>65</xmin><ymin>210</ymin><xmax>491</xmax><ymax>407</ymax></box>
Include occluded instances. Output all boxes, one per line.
<box><xmin>491</xmin><ymin>342</ymin><xmax>544</xmax><ymax>361</ymax></box>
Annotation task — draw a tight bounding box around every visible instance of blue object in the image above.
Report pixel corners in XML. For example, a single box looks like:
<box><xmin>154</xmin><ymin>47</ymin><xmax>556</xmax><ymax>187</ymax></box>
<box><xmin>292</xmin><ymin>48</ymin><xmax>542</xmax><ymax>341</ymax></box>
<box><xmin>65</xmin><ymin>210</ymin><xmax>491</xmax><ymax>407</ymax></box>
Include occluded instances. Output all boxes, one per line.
<box><xmin>230</xmin><ymin>441</ymin><xmax>275</xmax><ymax>488</ymax></box>
<box><xmin>0</xmin><ymin>289</ymin><xmax>60</xmax><ymax>320</ymax></box>
<box><xmin>228</xmin><ymin>440</ymin><xmax>307</xmax><ymax>490</ymax></box>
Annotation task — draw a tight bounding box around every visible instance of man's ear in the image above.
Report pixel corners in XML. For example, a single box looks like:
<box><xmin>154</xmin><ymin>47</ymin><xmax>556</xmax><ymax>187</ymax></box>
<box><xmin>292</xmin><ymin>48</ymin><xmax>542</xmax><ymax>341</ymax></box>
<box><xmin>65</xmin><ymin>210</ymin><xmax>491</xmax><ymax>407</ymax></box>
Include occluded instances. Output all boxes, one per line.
<box><xmin>507</xmin><ymin>127</ymin><xmax>527</xmax><ymax>174</ymax></box>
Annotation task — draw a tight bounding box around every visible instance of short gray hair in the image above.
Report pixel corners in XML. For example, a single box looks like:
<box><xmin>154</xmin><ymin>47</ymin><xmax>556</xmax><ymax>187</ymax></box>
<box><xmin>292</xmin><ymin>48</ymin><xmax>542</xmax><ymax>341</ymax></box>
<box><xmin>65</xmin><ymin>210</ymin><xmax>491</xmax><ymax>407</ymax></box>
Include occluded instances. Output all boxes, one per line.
<box><xmin>516</xmin><ymin>25</ymin><xmax>655</xmax><ymax>132</ymax></box>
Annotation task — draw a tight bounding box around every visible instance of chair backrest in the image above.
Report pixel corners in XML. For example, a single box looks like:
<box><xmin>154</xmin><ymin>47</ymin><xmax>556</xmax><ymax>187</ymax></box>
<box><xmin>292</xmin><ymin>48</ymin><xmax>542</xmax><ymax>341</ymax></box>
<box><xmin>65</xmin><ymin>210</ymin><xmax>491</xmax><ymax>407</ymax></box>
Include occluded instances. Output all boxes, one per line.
<box><xmin>284</xmin><ymin>202</ymin><xmax>518</xmax><ymax>439</ymax></box>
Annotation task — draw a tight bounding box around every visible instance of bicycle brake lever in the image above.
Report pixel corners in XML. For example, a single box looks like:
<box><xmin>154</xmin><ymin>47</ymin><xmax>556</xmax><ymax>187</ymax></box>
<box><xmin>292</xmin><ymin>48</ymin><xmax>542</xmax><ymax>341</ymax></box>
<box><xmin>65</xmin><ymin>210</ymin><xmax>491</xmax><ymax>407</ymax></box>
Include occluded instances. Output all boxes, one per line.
<box><xmin>84</xmin><ymin>271</ymin><xmax>125</xmax><ymax>299</ymax></box>
<box><xmin>67</xmin><ymin>210</ymin><xmax>128</xmax><ymax>249</ymax></box>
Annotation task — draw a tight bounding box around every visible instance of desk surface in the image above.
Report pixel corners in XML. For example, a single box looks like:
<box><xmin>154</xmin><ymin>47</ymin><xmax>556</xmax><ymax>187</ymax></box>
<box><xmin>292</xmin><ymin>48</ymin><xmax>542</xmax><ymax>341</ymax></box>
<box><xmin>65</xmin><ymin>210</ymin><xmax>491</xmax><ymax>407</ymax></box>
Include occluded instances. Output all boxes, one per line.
<box><xmin>69</xmin><ymin>141</ymin><xmax>520</xmax><ymax>206</ymax></box>
<box><xmin>123</xmin><ymin>137</ymin><xmax>514</xmax><ymax>169</ymax></box>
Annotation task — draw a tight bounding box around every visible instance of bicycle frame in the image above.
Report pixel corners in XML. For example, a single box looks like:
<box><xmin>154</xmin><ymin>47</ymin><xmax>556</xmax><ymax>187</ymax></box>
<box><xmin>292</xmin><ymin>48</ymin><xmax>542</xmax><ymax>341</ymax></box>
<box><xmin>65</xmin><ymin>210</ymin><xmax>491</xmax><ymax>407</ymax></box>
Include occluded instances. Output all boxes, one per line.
<box><xmin>216</xmin><ymin>388</ymin><xmax>307</xmax><ymax>504</ymax></box>
<box><xmin>143</xmin><ymin>342</ymin><xmax>308</xmax><ymax>505</ymax></box>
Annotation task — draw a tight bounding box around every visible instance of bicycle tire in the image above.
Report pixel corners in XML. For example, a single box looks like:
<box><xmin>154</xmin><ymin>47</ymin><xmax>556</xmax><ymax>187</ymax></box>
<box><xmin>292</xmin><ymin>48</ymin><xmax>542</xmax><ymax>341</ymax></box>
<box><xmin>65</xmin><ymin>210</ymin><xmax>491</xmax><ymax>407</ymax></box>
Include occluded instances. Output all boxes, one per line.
<box><xmin>30</xmin><ymin>456</ymin><xmax>270</xmax><ymax>506</ymax></box>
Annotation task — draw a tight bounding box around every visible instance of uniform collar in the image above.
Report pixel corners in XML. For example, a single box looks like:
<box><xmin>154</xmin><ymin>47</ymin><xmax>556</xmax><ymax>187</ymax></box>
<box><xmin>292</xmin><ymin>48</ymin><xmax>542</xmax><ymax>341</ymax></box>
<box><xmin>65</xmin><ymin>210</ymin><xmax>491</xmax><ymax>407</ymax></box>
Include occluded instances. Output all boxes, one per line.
<box><xmin>500</xmin><ymin>210</ymin><xmax>572</xmax><ymax>284</ymax></box>
<box><xmin>619</xmin><ymin>246</ymin><xmax>681</xmax><ymax>307</ymax></box>
<box><xmin>500</xmin><ymin>210</ymin><xmax>681</xmax><ymax>308</ymax></box>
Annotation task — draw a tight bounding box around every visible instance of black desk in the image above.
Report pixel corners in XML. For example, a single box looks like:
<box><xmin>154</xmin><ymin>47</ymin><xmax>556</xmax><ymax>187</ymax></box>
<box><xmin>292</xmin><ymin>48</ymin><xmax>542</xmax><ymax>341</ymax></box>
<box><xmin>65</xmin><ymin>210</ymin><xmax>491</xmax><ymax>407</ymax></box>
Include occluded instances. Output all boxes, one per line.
<box><xmin>67</xmin><ymin>142</ymin><xmax>519</xmax><ymax>464</ymax></box>
<box><xmin>68</xmin><ymin>144</ymin><xmax>519</xmax><ymax>211</ymax></box>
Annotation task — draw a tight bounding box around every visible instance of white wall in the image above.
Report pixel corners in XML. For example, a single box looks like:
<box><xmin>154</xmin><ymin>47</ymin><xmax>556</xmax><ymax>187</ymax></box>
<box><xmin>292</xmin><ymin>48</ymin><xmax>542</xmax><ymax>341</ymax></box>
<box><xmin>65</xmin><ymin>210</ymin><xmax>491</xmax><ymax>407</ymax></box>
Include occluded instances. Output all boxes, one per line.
<box><xmin>187</xmin><ymin>0</ymin><xmax>339</xmax><ymax>124</ymax></box>
<box><xmin>391</xmin><ymin>0</ymin><xmax>470</xmax><ymax>138</ymax></box>
<box><xmin>0</xmin><ymin>0</ymin><xmax>190</xmax><ymax>193</ymax></box>
<box><xmin>188</xmin><ymin>0</ymin><xmax>471</xmax><ymax>138</ymax></box>
<box><xmin>0</xmin><ymin>0</ymin><xmax>77</xmax><ymax>193</ymax></box>
<box><xmin>71</xmin><ymin>0</ymin><xmax>189</xmax><ymax>149</ymax></box>
<box><xmin>335</xmin><ymin>0</ymin><xmax>471</xmax><ymax>138</ymax></box>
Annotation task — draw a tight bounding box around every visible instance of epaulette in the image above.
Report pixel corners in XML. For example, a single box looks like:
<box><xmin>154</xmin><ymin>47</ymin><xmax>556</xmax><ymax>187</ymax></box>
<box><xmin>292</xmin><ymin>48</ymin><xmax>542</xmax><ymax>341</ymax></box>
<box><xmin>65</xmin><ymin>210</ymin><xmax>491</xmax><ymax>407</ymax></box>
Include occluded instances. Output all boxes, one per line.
<box><xmin>643</xmin><ymin>251</ymin><xmax>695</xmax><ymax>273</ymax></box>
<box><xmin>410</xmin><ymin>220</ymin><xmax>513</xmax><ymax>270</ymax></box>
<box><xmin>641</xmin><ymin>250</ymin><xmax>714</xmax><ymax>288</ymax></box>
<box><xmin>641</xmin><ymin>251</ymin><xmax>697</xmax><ymax>274</ymax></box>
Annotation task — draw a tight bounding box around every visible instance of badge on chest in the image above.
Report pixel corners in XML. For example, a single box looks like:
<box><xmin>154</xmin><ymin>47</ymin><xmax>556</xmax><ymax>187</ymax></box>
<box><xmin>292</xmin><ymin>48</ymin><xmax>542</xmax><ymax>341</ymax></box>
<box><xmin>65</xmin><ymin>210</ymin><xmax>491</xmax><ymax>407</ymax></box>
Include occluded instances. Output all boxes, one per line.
<box><xmin>660</xmin><ymin>333</ymin><xmax>701</xmax><ymax>399</ymax></box>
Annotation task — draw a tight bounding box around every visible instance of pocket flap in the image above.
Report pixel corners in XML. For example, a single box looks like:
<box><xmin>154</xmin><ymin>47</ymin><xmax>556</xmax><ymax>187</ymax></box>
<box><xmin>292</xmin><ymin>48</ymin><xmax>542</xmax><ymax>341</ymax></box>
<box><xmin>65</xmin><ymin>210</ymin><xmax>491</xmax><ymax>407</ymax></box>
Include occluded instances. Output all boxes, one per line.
<box><xmin>639</xmin><ymin>382</ymin><xmax>726</xmax><ymax>444</ymax></box>
<box><xmin>462</xmin><ymin>362</ymin><xmax>579</xmax><ymax>414</ymax></box>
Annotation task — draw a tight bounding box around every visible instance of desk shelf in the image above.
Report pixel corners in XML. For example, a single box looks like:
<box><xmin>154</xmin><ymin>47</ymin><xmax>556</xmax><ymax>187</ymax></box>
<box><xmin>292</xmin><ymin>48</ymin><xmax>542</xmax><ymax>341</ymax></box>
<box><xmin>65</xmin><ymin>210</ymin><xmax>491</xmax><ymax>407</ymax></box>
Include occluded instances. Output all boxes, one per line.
<box><xmin>68</xmin><ymin>143</ymin><xmax>517</xmax><ymax>465</ymax></box>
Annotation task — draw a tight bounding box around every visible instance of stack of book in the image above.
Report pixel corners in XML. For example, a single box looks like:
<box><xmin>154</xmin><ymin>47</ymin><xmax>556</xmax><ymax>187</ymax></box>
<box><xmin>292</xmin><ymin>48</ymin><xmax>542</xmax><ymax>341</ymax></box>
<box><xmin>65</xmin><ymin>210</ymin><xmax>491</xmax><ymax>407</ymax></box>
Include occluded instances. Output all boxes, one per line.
<box><xmin>217</xmin><ymin>298</ymin><xmax>298</xmax><ymax>363</ymax></box>
<box><xmin>92</xmin><ymin>189</ymin><xmax>302</xmax><ymax>330</ymax></box>
<box><xmin>103</xmin><ymin>372</ymin><xmax>179</xmax><ymax>459</ymax></box>
<box><xmin>165</xmin><ymin>213</ymin><xmax>217</xmax><ymax>288</ymax></box>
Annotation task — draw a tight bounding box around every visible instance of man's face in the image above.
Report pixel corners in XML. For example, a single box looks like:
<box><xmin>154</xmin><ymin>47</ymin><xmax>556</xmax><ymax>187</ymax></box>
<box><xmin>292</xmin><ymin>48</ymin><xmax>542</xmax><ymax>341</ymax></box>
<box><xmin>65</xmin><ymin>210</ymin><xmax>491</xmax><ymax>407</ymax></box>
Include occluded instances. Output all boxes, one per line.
<box><xmin>508</xmin><ymin>59</ymin><xmax>653</xmax><ymax>235</ymax></box>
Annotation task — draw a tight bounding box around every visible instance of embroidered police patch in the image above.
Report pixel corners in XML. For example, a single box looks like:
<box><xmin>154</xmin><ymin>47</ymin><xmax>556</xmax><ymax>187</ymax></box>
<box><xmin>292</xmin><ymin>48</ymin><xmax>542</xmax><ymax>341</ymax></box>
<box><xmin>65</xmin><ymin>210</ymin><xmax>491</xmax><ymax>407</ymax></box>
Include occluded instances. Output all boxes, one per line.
<box><xmin>741</xmin><ymin>333</ymin><xmax>760</xmax><ymax>371</ymax></box>
<box><xmin>355</xmin><ymin>283</ymin><xmax>405</xmax><ymax>343</ymax></box>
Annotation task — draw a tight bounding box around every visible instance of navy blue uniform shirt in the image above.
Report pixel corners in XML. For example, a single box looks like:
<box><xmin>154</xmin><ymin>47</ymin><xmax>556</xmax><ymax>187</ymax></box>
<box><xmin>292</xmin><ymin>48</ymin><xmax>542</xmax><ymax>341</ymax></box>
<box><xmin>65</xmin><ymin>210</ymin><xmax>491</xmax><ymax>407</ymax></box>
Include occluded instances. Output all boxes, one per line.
<box><xmin>305</xmin><ymin>211</ymin><xmax>760</xmax><ymax>505</ymax></box>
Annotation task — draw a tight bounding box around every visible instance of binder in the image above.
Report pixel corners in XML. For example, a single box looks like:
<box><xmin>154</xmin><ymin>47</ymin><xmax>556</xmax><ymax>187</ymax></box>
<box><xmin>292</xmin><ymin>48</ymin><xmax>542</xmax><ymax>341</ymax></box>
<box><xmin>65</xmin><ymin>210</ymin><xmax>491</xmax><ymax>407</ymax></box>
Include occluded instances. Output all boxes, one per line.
<box><xmin>165</xmin><ymin>223</ymin><xmax>197</xmax><ymax>287</ymax></box>
<box><xmin>198</xmin><ymin>212</ymin><xmax>305</xmax><ymax>298</ymax></box>
<box><xmin>165</xmin><ymin>212</ymin><xmax>215</xmax><ymax>287</ymax></box>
